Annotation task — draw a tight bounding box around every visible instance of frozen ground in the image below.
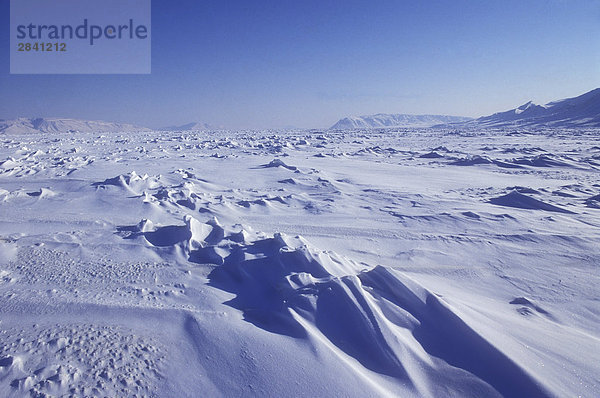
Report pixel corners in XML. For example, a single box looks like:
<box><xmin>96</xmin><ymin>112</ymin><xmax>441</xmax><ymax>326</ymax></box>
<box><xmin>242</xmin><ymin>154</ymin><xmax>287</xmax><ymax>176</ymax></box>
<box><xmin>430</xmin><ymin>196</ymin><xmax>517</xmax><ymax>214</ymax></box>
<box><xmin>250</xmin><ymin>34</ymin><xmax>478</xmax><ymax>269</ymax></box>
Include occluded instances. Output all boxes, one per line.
<box><xmin>0</xmin><ymin>127</ymin><xmax>598</xmax><ymax>397</ymax></box>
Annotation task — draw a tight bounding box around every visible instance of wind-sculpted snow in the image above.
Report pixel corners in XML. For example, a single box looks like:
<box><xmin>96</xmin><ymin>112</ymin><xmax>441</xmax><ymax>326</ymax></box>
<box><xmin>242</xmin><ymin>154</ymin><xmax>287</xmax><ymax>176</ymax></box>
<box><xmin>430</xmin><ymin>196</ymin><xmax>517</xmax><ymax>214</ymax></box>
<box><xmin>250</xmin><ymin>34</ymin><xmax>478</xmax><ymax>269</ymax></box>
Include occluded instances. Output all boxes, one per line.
<box><xmin>489</xmin><ymin>191</ymin><xmax>575</xmax><ymax>214</ymax></box>
<box><xmin>0</xmin><ymin>128</ymin><xmax>598</xmax><ymax>397</ymax></box>
<box><xmin>92</xmin><ymin>171</ymin><xmax>163</xmax><ymax>195</ymax></box>
<box><xmin>120</xmin><ymin>216</ymin><xmax>552</xmax><ymax>396</ymax></box>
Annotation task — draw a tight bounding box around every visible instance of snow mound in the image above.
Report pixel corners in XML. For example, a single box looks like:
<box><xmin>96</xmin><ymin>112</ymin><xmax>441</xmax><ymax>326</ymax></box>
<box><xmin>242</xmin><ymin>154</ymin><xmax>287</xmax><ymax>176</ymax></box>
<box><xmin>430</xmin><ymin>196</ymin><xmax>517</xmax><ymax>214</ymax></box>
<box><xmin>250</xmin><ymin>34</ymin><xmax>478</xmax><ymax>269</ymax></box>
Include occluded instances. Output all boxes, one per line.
<box><xmin>277</xmin><ymin>178</ymin><xmax>298</xmax><ymax>184</ymax></box>
<box><xmin>419</xmin><ymin>151</ymin><xmax>444</xmax><ymax>159</ymax></box>
<box><xmin>208</xmin><ymin>241</ymin><xmax>551</xmax><ymax>396</ymax></box>
<box><xmin>450</xmin><ymin>155</ymin><xmax>492</xmax><ymax>166</ymax></box>
<box><xmin>511</xmin><ymin>154</ymin><xmax>575</xmax><ymax>168</ymax></box>
<box><xmin>585</xmin><ymin>193</ymin><xmax>600</xmax><ymax>208</ymax></box>
<box><xmin>509</xmin><ymin>297</ymin><xmax>553</xmax><ymax>319</ymax></box>
<box><xmin>260</xmin><ymin>159</ymin><xmax>298</xmax><ymax>170</ymax></box>
<box><xmin>92</xmin><ymin>171</ymin><xmax>162</xmax><ymax>195</ymax></box>
<box><xmin>26</xmin><ymin>188</ymin><xmax>56</xmax><ymax>199</ymax></box>
<box><xmin>122</xmin><ymin>216</ymin><xmax>551</xmax><ymax>397</ymax></box>
<box><xmin>489</xmin><ymin>191</ymin><xmax>575</xmax><ymax>214</ymax></box>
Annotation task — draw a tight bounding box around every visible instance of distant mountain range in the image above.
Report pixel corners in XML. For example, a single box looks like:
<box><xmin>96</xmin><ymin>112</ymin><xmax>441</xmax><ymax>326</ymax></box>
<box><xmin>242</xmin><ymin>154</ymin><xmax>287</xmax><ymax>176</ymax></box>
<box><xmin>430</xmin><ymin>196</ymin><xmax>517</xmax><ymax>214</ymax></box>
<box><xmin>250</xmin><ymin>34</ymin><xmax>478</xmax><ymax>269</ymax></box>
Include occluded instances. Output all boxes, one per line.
<box><xmin>329</xmin><ymin>114</ymin><xmax>472</xmax><ymax>129</ymax></box>
<box><xmin>0</xmin><ymin>118</ymin><xmax>151</xmax><ymax>134</ymax></box>
<box><xmin>3</xmin><ymin>88</ymin><xmax>600</xmax><ymax>133</ymax></box>
<box><xmin>0</xmin><ymin>119</ymin><xmax>219</xmax><ymax>134</ymax></box>
<box><xmin>158</xmin><ymin>122</ymin><xmax>218</xmax><ymax>131</ymax></box>
<box><xmin>330</xmin><ymin>88</ymin><xmax>600</xmax><ymax>130</ymax></box>
<box><xmin>457</xmin><ymin>88</ymin><xmax>600</xmax><ymax>128</ymax></box>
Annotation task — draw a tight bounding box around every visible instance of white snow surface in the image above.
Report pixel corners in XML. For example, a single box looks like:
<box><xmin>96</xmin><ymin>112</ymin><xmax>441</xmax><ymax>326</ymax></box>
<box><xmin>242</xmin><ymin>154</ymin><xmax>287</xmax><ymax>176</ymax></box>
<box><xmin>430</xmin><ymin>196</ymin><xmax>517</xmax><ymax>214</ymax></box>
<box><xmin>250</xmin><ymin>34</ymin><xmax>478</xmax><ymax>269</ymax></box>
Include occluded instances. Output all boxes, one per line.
<box><xmin>0</xmin><ymin>127</ymin><xmax>599</xmax><ymax>397</ymax></box>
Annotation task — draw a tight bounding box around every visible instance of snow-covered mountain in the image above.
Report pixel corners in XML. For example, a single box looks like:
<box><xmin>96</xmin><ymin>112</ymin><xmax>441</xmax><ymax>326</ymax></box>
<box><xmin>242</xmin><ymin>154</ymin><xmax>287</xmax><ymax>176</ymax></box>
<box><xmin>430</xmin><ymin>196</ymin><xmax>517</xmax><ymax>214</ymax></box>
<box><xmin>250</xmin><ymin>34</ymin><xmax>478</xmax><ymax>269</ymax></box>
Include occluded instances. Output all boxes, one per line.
<box><xmin>463</xmin><ymin>88</ymin><xmax>600</xmax><ymax>128</ymax></box>
<box><xmin>0</xmin><ymin>118</ymin><xmax>151</xmax><ymax>134</ymax></box>
<box><xmin>329</xmin><ymin>114</ymin><xmax>472</xmax><ymax>130</ymax></box>
<box><xmin>159</xmin><ymin>122</ymin><xmax>218</xmax><ymax>131</ymax></box>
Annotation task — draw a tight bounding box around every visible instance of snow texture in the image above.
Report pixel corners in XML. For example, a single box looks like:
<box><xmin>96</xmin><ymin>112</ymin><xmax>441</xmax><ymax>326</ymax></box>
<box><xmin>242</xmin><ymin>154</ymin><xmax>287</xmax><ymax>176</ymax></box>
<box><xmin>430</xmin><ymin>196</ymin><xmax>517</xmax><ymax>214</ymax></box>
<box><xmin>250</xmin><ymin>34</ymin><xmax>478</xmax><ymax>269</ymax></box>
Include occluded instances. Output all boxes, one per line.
<box><xmin>0</xmin><ymin>126</ymin><xmax>599</xmax><ymax>397</ymax></box>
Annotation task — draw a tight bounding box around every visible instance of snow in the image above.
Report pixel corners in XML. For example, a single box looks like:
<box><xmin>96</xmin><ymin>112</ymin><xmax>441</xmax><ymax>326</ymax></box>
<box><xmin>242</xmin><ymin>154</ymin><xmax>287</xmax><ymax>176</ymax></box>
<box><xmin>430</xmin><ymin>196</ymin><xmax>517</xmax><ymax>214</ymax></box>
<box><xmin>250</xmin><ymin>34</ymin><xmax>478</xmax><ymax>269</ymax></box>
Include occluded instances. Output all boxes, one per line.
<box><xmin>0</xmin><ymin>127</ymin><xmax>599</xmax><ymax>397</ymax></box>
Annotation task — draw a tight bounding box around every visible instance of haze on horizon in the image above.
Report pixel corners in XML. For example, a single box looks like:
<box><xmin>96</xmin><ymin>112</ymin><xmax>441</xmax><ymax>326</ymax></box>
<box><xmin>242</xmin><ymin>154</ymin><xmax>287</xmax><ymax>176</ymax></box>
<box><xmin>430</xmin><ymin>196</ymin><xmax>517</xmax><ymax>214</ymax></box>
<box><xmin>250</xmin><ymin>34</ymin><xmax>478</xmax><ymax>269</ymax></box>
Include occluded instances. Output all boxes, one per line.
<box><xmin>0</xmin><ymin>0</ymin><xmax>598</xmax><ymax>130</ymax></box>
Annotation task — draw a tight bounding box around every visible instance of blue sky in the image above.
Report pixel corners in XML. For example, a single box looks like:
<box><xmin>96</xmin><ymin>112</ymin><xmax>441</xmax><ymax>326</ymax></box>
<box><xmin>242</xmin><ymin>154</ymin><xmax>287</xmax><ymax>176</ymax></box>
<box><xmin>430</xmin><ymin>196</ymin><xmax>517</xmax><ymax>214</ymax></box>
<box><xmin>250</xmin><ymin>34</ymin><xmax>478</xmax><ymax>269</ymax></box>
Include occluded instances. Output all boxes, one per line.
<box><xmin>1</xmin><ymin>0</ymin><xmax>599</xmax><ymax>129</ymax></box>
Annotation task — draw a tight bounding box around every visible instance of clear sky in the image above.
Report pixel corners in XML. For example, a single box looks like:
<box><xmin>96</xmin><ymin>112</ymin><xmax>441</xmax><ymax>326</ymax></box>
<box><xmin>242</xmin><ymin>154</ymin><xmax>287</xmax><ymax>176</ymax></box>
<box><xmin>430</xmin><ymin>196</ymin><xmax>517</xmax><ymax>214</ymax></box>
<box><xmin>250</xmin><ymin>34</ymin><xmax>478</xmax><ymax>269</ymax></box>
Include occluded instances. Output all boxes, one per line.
<box><xmin>1</xmin><ymin>0</ymin><xmax>599</xmax><ymax>129</ymax></box>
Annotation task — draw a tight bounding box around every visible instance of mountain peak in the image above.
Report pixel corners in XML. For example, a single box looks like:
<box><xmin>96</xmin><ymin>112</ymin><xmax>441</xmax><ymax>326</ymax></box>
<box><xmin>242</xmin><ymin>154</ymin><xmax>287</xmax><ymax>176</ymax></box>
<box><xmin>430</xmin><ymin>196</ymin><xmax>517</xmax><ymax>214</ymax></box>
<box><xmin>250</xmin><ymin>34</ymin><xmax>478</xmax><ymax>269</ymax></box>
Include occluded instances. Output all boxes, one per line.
<box><xmin>517</xmin><ymin>100</ymin><xmax>535</xmax><ymax>109</ymax></box>
<box><xmin>514</xmin><ymin>101</ymin><xmax>544</xmax><ymax>115</ymax></box>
